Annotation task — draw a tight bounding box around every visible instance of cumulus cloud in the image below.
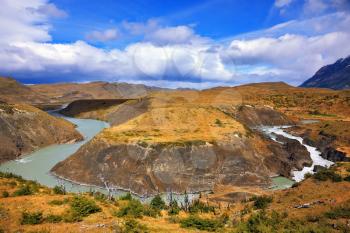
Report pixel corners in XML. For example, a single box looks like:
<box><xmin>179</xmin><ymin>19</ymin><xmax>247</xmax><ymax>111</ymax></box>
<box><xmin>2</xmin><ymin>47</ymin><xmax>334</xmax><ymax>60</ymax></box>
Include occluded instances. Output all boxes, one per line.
<box><xmin>36</xmin><ymin>3</ymin><xmax>68</xmax><ymax>18</ymax></box>
<box><xmin>1</xmin><ymin>0</ymin><xmax>350</xmax><ymax>88</ymax></box>
<box><xmin>275</xmin><ymin>0</ymin><xmax>294</xmax><ymax>8</ymax></box>
<box><xmin>145</xmin><ymin>26</ymin><xmax>208</xmax><ymax>45</ymax></box>
<box><xmin>86</xmin><ymin>28</ymin><xmax>119</xmax><ymax>42</ymax></box>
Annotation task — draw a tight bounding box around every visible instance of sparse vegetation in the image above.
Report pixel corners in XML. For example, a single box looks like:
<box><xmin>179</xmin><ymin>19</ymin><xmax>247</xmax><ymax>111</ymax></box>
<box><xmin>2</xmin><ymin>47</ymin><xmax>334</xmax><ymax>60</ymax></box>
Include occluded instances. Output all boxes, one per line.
<box><xmin>122</xmin><ymin>219</ymin><xmax>149</xmax><ymax>233</ymax></box>
<box><xmin>180</xmin><ymin>215</ymin><xmax>224</xmax><ymax>232</ymax></box>
<box><xmin>188</xmin><ymin>199</ymin><xmax>215</xmax><ymax>214</ymax></box>
<box><xmin>325</xmin><ymin>204</ymin><xmax>350</xmax><ymax>219</ymax></box>
<box><xmin>52</xmin><ymin>185</ymin><xmax>66</xmax><ymax>195</ymax></box>
<box><xmin>250</xmin><ymin>195</ymin><xmax>273</xmax><ymax>209</ymax></box>
<box><xmin>116</xmin><ymin>199</ymin><xmax>145</xmax><ymax>218</ymax></box>
<box><xmin>13</xmin><ymin>185</ymin><xmax>33</xmax><ymax>196</ymax></box>
<box><xmin>21</xmin><ymin>211</ymin><xmax>43</xmax><ymax>225</ymax></box>
<box><xmin>1</xmin><ymin>191</ymin><xmax>9</xmax><ymax>198</ymax></box>
<box><xmin>45</xmin><ymin>214</ymin><xmax>62</xmax><ymax>223</ymax></box>
<box><xmin>313</xmin><ymin>169</ymin><xmax>342</xmax><ymax>182</ymax></box>
<box><xmin>150</xmin><ymin>195</ymin><xmax>166</xmax><ymax>210</ymax></box>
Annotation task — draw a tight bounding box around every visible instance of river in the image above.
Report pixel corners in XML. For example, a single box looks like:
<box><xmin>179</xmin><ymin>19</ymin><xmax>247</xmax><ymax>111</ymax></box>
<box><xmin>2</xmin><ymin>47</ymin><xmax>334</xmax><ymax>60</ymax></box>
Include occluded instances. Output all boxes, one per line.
<box><xmin>0</xmin><ymin>113</ymin><xmax>199</xmax><ymax>203</ymax></box>
<box><xmin>0</xmin><ymin>113</ymin><xmax>111</xmax><ymax>194</ymax></box>
<box><xmin>261</xmin><ymin>126</ymin><xmax>333</xmax><ymax>182</ymax></box>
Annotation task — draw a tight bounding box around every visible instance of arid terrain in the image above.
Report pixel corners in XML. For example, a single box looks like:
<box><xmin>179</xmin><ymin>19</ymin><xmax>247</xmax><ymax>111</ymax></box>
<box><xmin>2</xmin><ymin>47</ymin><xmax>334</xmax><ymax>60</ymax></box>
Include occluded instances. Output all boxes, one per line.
<box><xmin>0</xmin><ymin>77</ymin><xmax>349</xmax><ymax>233</ymax></box>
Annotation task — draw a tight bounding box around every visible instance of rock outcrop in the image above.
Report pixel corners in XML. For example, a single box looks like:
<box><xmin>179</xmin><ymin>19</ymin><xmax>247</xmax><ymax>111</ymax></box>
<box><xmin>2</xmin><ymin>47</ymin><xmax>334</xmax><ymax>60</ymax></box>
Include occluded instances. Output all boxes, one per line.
<box><xmin>300</xmin><ymin>56</ymin><xmax>350</xmax><ymax>90</ymax></box>
<box><xmin>52</xmin><ymin>133</ymin><xmax>302</xmax><ymax>196</ymax></box>
<box><xmin>0</xmin><ymin>103</ymin><xmax>83</xmax><ymax>163</ymax></box>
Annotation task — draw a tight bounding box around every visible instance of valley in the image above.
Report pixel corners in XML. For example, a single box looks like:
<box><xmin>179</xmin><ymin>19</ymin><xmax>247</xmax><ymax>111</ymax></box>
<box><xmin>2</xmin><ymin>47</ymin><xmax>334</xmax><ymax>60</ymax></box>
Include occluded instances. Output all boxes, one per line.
<box><xmin>0</xmin><ymin>77</ymin><xmax>349</xmax><ymax>232</ymax></box>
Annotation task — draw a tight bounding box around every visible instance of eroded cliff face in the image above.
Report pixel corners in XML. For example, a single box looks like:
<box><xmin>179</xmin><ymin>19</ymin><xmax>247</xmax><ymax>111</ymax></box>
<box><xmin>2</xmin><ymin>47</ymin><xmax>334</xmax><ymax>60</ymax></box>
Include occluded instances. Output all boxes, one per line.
<box><xmin>51</xmin><ymin>92</ymin><xmax>313</xmax><ymax>196</ymax></box>
<box><xmin>52</xmin><ymin>131</ymin><xmax>310</xmax><ymax>195</ymax></box>
<box><xmin>0</xmin><ymin>103</ymin><xmax>83</xmax><ymax>163</ymax></box>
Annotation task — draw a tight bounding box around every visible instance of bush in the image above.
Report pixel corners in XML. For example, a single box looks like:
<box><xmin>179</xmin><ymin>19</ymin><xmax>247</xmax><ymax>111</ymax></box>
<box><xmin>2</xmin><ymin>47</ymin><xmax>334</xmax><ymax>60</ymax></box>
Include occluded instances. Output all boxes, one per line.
<box><xmin>21</xmin><ymin>211</ymin><xmax>43</xmax><ymax>225</ymax></box>
<box><xmin>324</xmin><ymin>206</ymin><xmax>350</xmax><ymax>219</ymax></box>
<box><xmin>150</xmin><ymin>195</ymin><xmax>166</xmax><ymax>210</ymax></box>
<box><xmin>93</xmin><ymin>192</ymin><xmax>107</xmax><ymax>202</ymax></box>
<box><xmin>344</xmin><ymin>176</ymin><xmax>350</xmax><ymax>182</ymax></box>
<box><xmin>45</xmin><ymin>214</ymin><xmax>62</xmax><ymax>223</ymax></box>
<box><xmin>122</xmin><ymin>219</ymin><xmax>149</xmax><ymax>233</ymax></box>
<box><xmin>48</xmin><ymin>199</ymin><xmax>68</xmax><ymax>206</ymax></box>
<box><xmin>53</xmin><ymin>185</ymin><xmax>66</xmax><ymax>195</ymax></box>
<box><xmin>116</xmin><ymin>199</ymin><xmax>144</xmax><ymax>218</ymax></box>
<box><xmin>168</xmin><ymin>200</ymin><xmax>180</xmax><ymax>215</ymax></box>
<box><xmin>2</xmin><ymin>191</ymin><xmax>9</xmax><ymax>198</ymax></box>
<box><xmin>250</xmin><ymin>195</ymin><xmax>273</xmax><ymax>209</ymax></box>
<box><xmin>0</xmin><ymin>171</ymin><xmax>24</xmax><ymax>181</ymax></box>
<box><xmin>188</xmin><ymin>199</ymin><xmax>215</xmax><ymax>213</ymax></box>
<box><xmin>215</xmin><ymin>119</ymin><xmax>223</xmax><ymax>127</ymax></box>
<box><xmin>119</xmin><ymin>192</ymin><xmax>133</xmax><ymax>201</ymax></box>
<box><xmin>180</xmin><ymin>215</ymin><xmax>224</xmax><ymax>232</ymax></box>
<box><xmin>313</xmin><ymin>169</ymin><xmax>342</xmax><ymax>182</ymax></box>
<box><xmin>143</xmin><ymin>205</ymin><xmax>161</xmax><ymax>217</ymax></box>
<box><xmin>13</xmin><ymin>185</ymin><xmax>32</xmax><ymax>196</ymax></box>
<box><xmin>69</xmin><ymin>195</ymin><xmax>101</xmax><ymax>218</ymax></box>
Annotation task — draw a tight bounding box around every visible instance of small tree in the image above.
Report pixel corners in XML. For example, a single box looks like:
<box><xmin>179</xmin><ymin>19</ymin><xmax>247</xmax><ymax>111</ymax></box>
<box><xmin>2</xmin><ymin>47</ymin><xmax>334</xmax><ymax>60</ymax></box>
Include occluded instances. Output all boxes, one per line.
<box><xmin>150</xmin><ymin>195</ymin><xmax>166</xmax><ymax>210</ymax></box>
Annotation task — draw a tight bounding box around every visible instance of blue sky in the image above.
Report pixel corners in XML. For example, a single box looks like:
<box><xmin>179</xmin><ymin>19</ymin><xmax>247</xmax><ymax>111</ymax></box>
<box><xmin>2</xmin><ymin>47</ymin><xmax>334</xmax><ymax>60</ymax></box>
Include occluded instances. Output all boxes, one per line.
<box><xmin>0</xmin><ymin>0</ymin><xmax>350</xmax><ymax>88</ymax></box>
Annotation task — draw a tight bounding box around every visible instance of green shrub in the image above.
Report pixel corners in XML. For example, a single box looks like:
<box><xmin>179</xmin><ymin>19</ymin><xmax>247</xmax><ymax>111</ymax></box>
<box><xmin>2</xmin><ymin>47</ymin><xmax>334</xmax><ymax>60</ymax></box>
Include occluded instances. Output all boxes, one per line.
<box><xmin>235</xmin><ymin>210</ymin><xmax>333</xmax><ymax>233</ymax></box>
<box><xmin>93</xmin><ymin>191</ymin><xmax>107</xmax><ymax>202</ymax></box>
<box><xmin>21</xmin><ymin>211</ymin><xmax>43</xmax><ymax>225</ymax></box>
<box><xmin>180</xmin><ymin>215</ymin><xmax>223</xmax><ymax>232</ymax></box>
<box><xmin>63</xmin><ymin>211</ymin><xmax>82</xmax><ymax>223</ymax></box>
<box><xmin>45</xmin><ymin>214</ymin><xmax>62</xmax><ymax>223</ymax></box>
<box><xmin>116</xmin><ymin>199</ymin><xmax>144</xmax><ymax>218</ymax></box>
<box><xmin>304</xmin><ymin>173</ymin><xmax>313</xmax><ymax>179</ymax></box>
<box><xmin>2</xmin><ymin>191</ymin><xmax>9</xmax><ymax>198</ymax></box>
<box><xmin>344</xmin><ymin>176</ymin><xmax>350</xmax><ymax>182</ymax></box>
<box><xmin>143</xmin><ymin>205</ymin><xmax>161</xmax><ymax>217</ymax></box>
<box><xmin>48</xmin><ymin>199</ymin><xmax>68</xmax><ymax>206</ymax></box>
<box><xmin>325</xmin><ymin>206</ymin><xmax>350</xmax><ymax>219</ymax></box>
<box><xmin>150</xmin><ymin>194</ymin><xmax>166</xmax><ymax>210</ymax></box>
<box><xmin>250</xmin><ymin>195</ymin><xmax>273</xmax><ymax>209</ymax></box>
<box><xmin>168</xmin><ymin>200</ymin><xmax>180</xmax><ymax>215</ymax></box>
<box><xmin>69</xmin><ymin>195</ymin><xmax>101</xmax><ymax>218</ymax></box>
<box><xmin>53</xmin><ymin>185</ymin><xmax>66</xmax><ymax>195</ymax></box>
<box><xmin>188</xmin><ymin>199</ymin><xmax>215</xmax><ymax>213</ymax></box>
<box><xmin>122</xmin><ymin>219</ymin><xmax>149</xmax><ymax>233</ymax></box>
<box><xmin>13</xmin><ymin>185</ymin><xmax>33</xmax><ymax>196</ymax></box>
<box><xmin>215</xmin><ymin>119</ymin><xmax>223</xmax><ymax>127</ymax></box>
<box><xmin>119</xmin><ymin>192</ymin><xmax>133</xmax><ymax>201</ymax></box>
<box><xmin>0</xmin><ymin>171</ymin><xmax>24</xmax><ymax>181</ymax></box>
<box><xmin>313</xmin><ymin>169</ymin><xmax>342</xmax><ymax>182</ymax></box>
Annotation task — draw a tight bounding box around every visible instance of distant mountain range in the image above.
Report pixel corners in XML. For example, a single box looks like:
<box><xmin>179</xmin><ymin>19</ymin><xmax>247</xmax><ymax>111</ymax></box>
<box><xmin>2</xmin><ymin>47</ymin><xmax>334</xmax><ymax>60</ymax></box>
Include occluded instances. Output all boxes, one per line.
<box><xmin>301</xmin><ymin>56</ymin><xmax>350</xmax><ymax>90</ymax></box>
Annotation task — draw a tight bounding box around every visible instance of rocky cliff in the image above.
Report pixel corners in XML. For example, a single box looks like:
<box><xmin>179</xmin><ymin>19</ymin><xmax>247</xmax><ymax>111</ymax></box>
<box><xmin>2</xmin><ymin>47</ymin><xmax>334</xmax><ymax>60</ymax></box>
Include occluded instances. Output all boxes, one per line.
<box><xmin>0</xmin><ymin>103</ymin><xmax>83</xmax><ymax>163</ymax></box>
<box><xmin>52</xmin><ymin>91</ymin><xmax>312</xmax><ymax>196</ymax></box>
<box><xmin>300</xmin><ymin>56</ymin><xmax>350</xmax><ymax>90</ymax></box>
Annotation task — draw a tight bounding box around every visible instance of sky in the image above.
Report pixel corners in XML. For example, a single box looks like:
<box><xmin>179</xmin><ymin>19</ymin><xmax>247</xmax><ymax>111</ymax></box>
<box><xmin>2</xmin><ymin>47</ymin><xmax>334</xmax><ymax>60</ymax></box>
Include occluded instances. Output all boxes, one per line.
<box><xmin>0</xmin><ymin>0</ymin><xmax>350</xmax><ymax>88</ymax></box>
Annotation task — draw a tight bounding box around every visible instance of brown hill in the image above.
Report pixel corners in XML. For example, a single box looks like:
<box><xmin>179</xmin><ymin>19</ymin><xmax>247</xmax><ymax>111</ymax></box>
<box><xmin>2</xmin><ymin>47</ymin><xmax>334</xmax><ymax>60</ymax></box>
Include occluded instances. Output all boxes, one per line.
<box><xmin>0</xmin><ymin>77</ymin><xmax>48</xmax><ymax>104</ymax></box>
<box><xmin>0</xmin><ymin>103</ymin><xmax>82</xmax><ymax>163</ymax></box>
<box><xmin>30</xmin><ymin>81</ymin><xmax>167</xmax><ymax>104</ymax></box>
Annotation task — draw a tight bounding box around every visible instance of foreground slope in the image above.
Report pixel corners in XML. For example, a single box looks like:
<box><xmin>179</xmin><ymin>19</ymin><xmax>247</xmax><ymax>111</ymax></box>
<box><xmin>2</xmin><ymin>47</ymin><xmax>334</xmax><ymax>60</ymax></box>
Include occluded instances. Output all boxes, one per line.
<box><xmin>1</xmin><ymin>163</ymin><xmax>350</xmax><ymax>232</ymax></box>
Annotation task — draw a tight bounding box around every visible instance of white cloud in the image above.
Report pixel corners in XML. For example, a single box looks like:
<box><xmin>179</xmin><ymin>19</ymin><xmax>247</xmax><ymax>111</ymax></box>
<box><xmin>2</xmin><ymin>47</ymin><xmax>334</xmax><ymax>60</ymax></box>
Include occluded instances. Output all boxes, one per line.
<box><xmin>0</xmin><ymin>0</ymin><xmax>350</xmax><ymax>88</ymax></box>
<box><xmin>275</xmin><ymin>0</ymin><xmax>294</xmax><ymax>8</ymax></box>
<box><xmin>86</xmin><ymin>28</ymin><xmax>119</xmax><ymax>42</ymax></box>
<box><xmin>145</xmin><ymin>26</ymin><xmax>208</xmax><ymax>45</ymax></box>
<box><xmin>36</xmin><ymin>3</ymin><xmax>68</xmax><ymax>18</ymax></box>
